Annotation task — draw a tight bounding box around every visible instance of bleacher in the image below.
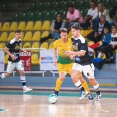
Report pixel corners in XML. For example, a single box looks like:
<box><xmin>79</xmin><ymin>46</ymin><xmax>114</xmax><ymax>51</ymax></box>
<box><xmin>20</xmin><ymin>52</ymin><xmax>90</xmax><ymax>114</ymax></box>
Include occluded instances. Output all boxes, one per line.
<box><xmin>0</xmin><ymin>0</ymin><xmax>117</xmax><ymax>88</ymax></box>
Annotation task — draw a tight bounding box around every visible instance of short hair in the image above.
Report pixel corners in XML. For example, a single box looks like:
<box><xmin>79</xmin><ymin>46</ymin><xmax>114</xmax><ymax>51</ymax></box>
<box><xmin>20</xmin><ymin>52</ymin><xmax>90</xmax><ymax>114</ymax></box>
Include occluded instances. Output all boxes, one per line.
<box><xmin>57</xmin><ymin>12</ymin><xmax>62</xmax><ymax>16</ymax></box>
<box><xmin>90</xmin><ymin>0</ymin><xmax>96</xmax><ymax>4</ymax></box>
<box><xmin>71</xmin><ymin>23</ymin><xmax>82</xmax><ymax>30</ymax></box>
<box><xmin>104</xmin><ymin>27</ymin><xmax>109</xmax><ymax>31</ymax></box>
<box><xmin>112</xmin><ymin>27</ymin><xmax>117</xmax><ymax>30</ymax></box>
<box><xmin>60</xmin><ymin>28</ymin><xmax>68</xmax><ymax>33</ymax></box>
<box><xmin>100</xmin><ymin>15</ymin><xmax>106</xmax><ymax>19</ymax></box>
<box><xmin>15</xmin><ymin>29</ymin><xmax>21</xmax><ymax>33</ymax></box>
<box><xmin>68</xmin><ymin>4</ymin><xmax>74</xmax><ymax>8</ymax></box>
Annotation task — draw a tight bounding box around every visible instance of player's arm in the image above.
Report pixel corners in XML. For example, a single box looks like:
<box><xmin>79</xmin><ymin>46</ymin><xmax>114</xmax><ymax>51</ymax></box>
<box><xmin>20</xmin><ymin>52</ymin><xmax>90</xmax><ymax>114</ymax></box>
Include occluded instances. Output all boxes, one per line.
<box><xmin>53</xmin><ymin>48</ymin><xmax>58</xmax><ymax>66</ymax></box>
<box><xmin>4</xmin><ymin>43</ymin><xmax>15</xmax><ymax>60</ymax></box>
<box><xmin>66</xmin><ymin>41</ymin><xmax>87</xmax><ymax>56</ymax></box>
<box><xmin>20</xmin><ymin>48</ymin><xmax>28</xmax><ymax>54</ymax></box>
<box><xmin>66</xmin><ymin>50</ymin><xmax>85</xmax><ymax>56</ymax></box>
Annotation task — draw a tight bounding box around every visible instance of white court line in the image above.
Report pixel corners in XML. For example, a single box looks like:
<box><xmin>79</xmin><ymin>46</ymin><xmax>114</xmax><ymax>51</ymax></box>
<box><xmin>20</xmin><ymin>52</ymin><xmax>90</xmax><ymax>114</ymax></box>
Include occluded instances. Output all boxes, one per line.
<box><xmin>102</xmin><ymin>110</ymin><xmax>109</xmax><ymax>113</ymax></box>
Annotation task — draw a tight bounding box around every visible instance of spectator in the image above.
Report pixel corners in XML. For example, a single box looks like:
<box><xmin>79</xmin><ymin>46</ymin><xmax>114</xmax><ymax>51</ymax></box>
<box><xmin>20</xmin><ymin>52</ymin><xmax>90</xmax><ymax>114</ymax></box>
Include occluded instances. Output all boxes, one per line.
<box><xmin>94</xmin><ymin>27</ymin><xmax>111</xmax><ymax>57</ymax></box>
<box><xmin>114</xmin><ymin>10</ymin><xmax>117</xmax><ymax>28</ymax></box>
<box><xmin>97</xmin><ymin>3</ymin><xmax>110</xmax><ymax>22</ymax></box>
<box><xmin>110</xmin><ymin>5</ymin><xmax>117</xmax><ymax>18</ymax></box>
<box><xmin>87</xmin><ymin>15</ymin><xmax>110</xmax><ymax>43</ymax></box>
<box><xmin>40</xmin><ymin>13</ymin><xmax>66</xmax><ymax>43</ymax></box>
<box><xmin>83</xmin><ymin>0</ymin><xmax>98</xmax><ymax>29</ymax></box>
<box><xmin>102</xmin><ymin>27</ymin><xmax>117</xmax><ymax>63</ymax></box>
<box><xmin>66</xmin><ymin>4</ymin><xmax>83</xmax><ymax>27</ymax></box>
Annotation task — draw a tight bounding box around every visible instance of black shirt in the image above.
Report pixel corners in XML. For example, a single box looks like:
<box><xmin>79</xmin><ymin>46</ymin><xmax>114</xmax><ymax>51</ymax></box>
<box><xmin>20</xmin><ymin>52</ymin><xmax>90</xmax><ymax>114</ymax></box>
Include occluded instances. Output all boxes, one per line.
<box><xmin>71</xmin><ymin>35</ymin><xmax>92</xmax><ymax>65</ymax></box>
<box><xmin>6</xmin><ymin>38</ymin><xmax>21</xmax><ymax>62</ymax></box>
<box><xmin>54</xmin><ymin>20</ymin><xmax>63</xmax><ymax>30</ymax></box>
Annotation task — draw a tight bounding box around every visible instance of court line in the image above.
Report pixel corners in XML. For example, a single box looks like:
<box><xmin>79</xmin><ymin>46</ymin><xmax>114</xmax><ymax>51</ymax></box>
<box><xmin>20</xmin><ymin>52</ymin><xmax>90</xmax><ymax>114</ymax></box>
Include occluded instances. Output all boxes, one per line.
<box><xmin>0</xmin><ymin>91</ymin><xmax>117</xmax><ymax>98</ymax></box>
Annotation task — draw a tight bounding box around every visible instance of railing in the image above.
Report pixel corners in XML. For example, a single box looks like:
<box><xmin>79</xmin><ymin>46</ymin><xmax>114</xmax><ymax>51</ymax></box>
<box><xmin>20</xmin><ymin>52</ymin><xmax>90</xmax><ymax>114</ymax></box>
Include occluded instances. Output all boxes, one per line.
<box><xmin>0</xmin><ymin>48</ymin><xmax>48</xmax><ymax>77</ymax></box>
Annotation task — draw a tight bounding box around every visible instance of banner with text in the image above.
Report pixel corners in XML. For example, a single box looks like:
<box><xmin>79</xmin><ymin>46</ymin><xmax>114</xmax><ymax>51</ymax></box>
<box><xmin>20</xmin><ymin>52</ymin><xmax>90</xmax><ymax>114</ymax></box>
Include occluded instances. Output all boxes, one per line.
<box><xmin>20</xmin><ymin>51</ymin><xmax>32</xmax><ymax>71</ymax></box>
<box><xmin>40</xmin><ymin>50</ymin><xmax>58</xmax><ymax>70</ymax></box>
<box><xmin>0</xmin><ymin>51</ymin><xmax>4</xmax><ymax>72</ymax></box>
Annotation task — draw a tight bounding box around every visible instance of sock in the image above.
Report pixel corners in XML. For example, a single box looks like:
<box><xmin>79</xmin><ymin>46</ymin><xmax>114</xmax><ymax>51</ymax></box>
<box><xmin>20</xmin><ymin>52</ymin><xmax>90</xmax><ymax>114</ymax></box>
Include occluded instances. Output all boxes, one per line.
<box><xmin>82</xmin><ymin>81</ymin><xmax>90</xmax><ymax>94</ymax></box>
<box><xmin>54</xmin><ymin>90</ymin><xmax>59</xmax><ymax>96</ymax></box>
<box><xmin>20</xmin><ymin>76</ymin><xmax>26</xmax><ymax>89</ymax></box>
<box><xmin>93</xmin><ymin>83</ymin><xmax>100</xmax><ymax>94</ymax></box>
<box><xmin>55</xmin><ymin>78</ymin><xmax>63</xmax><ymax>96</ymax></box>
<box><xmin>1</xmin><ymin>73</ymin><xmax>6</xmax><ymax>79</ymax></box>
<box><xmin>75</xmin><ymin>80</ymin><xmax>84</xmax><ymax>91</ymax></box>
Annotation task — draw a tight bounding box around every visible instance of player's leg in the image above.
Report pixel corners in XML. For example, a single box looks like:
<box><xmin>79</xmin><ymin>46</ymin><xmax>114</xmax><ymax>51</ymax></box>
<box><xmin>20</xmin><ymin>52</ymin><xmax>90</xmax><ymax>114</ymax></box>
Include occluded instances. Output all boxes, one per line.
<box><xmin>78</xmin><ymin>75</ymin><xmax>91</xmax><ymax>94</ymax></box>
<box><xmin>68</xmin><ymin>63</ymin><xmax>92</xmax><ymax>97</ymax></box>
<box><xmin>68</xmin><ymin>63</ymin><xmax>85</xmax><ymax>92</ymax></box>
<box><xmin>54</xmin><ymin>72</ymin><xmax>66</xmax><ymax>96</ymax></box>
<box><xmin>83</xmin><ymin>63</ymin><xmax>101</xmax><ymax>102</ymax></box>
<box><xmin>16</xmin><ymin>61</ymin><xmax>32</xmax><ymax>93</ymax></box>
<box><xmin>0</xmin><ymin>61</ymin><xmax>15</xmax><ymax>79</ymax></box>
<box><xmin>78</xmin><ymin>75</ymin><xmax>93</xmax><ymax>100</ymax></box>
<box><xmin>54</xmin><ymin>63</ymin><xmax>66</xmax><ymax>96</ymax></box>
<box><xmin>70</xmin><ymin>63</ymin><xmax>93</xmax><ymax>100</ymax></box>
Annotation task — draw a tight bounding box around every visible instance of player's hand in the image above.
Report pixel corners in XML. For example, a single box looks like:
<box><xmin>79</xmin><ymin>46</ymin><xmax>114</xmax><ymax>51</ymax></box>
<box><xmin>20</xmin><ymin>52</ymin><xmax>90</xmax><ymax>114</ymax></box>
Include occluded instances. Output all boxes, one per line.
<box><xmin>10</xmin><ymin>54</ymin><xmax>16</xmax><ymax>60</ymax></box>
<box><xmin>53</xmin><ymin>59</ymin><xmax>57</xmax><ymax>67</ymax></box>
<box><xmin>65</xmin><ymin>50</ymin><xmax>73</xmax><ymax>56</ymax></box>
<box><xmin>69</xmin><ymin>54</ymin><xmax>75</xmax><ymax>60</ymax></box>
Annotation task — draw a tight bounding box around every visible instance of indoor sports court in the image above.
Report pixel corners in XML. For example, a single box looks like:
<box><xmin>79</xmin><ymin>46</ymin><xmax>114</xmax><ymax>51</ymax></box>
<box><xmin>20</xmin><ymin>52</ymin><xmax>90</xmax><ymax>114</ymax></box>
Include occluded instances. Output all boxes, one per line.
<box><xmin>0</xmin><ymin>90</ymin><xmax>117</xmax><ymax>117</ymax></box>
<box><xmin>0</xmin><ymin>0</ymin><xmax>117</xmax><ymax>117</ymax></box>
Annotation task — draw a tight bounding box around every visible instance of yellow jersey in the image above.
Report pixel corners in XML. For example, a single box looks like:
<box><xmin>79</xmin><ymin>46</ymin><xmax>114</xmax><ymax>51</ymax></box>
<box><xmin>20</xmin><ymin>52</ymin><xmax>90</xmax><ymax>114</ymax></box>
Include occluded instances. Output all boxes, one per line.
<box><xmin>54</xmin><ymin>38</ymin><xmax>74</xmax><ymax>64</ymax></box>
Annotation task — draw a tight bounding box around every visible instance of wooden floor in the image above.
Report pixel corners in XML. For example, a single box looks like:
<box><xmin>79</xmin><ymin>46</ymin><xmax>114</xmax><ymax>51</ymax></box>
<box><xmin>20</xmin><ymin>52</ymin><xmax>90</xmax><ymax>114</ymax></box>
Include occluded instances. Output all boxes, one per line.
<box><xmin>0</xmin><ymin>91</ymin><xmax>117</xmax><ymax>117</ymax></box>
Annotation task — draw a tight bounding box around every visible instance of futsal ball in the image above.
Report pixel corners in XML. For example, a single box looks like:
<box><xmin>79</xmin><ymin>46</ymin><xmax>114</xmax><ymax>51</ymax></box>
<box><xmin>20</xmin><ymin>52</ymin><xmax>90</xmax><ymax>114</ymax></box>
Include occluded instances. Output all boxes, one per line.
<box><xmin>48</xmin><ymin>94</ymin><xmax>58</xmax><ymax>104</ymax></box>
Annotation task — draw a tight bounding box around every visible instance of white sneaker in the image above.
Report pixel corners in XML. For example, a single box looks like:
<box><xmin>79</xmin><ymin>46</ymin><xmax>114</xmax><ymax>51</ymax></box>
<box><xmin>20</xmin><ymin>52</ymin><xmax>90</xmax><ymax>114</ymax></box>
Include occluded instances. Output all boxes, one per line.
<box><xmin>95</xmin><ymin>92</ymin><xmax>101</xmax><ymax>102</ymax></box>
<box><xmin>79</xmin><ymin>90</ymin><xmax>88</xmax><ymax>100</ymax></box>
<box><xmin>23</xmin><ymin>87</ymin><xmax>33</xmax><ymax>93</ymax></box>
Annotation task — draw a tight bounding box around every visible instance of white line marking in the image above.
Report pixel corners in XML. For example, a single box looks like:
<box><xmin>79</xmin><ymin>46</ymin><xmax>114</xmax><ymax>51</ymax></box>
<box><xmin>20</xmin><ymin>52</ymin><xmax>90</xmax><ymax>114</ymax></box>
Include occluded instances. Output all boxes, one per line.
<box><xmin>102</xmin><ymin>110</ymin><xmax>109</xmax><ymax>113</ymax></box>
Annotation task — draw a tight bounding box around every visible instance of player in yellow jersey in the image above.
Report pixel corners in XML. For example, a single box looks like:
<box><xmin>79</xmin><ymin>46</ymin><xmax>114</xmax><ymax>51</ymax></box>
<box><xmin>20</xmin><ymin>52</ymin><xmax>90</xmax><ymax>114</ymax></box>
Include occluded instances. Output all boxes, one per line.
<box><xmin>50</xmin><ymin>28</ymin><xmax>93</xmax><ymax>100</ymax></box>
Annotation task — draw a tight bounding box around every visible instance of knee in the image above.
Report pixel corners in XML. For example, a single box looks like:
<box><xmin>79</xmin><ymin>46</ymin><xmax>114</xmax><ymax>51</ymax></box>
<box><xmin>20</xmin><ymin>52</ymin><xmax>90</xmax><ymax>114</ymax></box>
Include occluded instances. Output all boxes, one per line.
<box><xmin>71</xmin><ymin>74</ymin><xmax>77</xmax><ymax>80</ymax></box>
<box><xmin>59</xmin><ymin>76</ymin><xmax>65</xmax><ymax>81</ymax></box>
<box><xmin>59</xmin><ymin>74</ymin><xmax>66</xmax><ymax>81</ymax></box>
<box><xmin>5</xmin><ymin>73</ymin><xmax>10</xmax><ymax>77</ymax></box>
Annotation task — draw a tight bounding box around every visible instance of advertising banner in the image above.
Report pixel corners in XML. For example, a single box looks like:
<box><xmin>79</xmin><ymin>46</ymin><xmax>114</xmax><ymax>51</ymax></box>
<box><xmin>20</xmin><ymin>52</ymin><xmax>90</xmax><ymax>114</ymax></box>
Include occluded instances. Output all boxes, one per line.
<box><xmin>40</xmin><ymin>50</ymin><xmax>58</xmax><ymax>70</ymax></box>
<box><xmin>20</xmin><ymin>51</ymin><xmax>32</xmax><ymax>71</ymax></box>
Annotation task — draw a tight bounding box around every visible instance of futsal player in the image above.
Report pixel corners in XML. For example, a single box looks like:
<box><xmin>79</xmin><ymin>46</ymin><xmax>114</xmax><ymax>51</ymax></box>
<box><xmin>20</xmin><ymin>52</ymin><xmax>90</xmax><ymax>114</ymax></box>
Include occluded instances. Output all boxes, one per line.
<box><xmin>0</xmin><ymin>30</ymin><xmax>32</xmax><ymax>93</ymax></box>
<box><xmin>65</xmin><ymin>23</ymin><xmax>101</xmax><ymax>102</ymax></box>
<box><xmin>52</xmin><ymin>28</ymin><xmax>93</xmax><ymax>100</ymax></box>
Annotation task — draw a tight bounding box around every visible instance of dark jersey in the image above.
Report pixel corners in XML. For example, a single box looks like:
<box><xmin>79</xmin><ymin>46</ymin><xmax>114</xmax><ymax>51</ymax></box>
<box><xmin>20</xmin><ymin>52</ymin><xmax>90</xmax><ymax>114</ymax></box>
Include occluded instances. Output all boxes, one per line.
<box><xmin>71</xmin><ymin>35</ymin><xmax>92</xmax><ymax>65</ymax></box>
<box><xmin>6</xmin><ymin>38</ymin><xmax>21</xmax><ymax>62</ymax></box>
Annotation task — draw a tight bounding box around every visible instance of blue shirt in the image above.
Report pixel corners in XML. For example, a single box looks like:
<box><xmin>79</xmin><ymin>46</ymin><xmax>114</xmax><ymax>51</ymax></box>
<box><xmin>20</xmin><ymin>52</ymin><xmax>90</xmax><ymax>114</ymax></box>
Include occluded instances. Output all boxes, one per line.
<box><xmin>102</xmin><ymin>33</ymin><xmax>111</xmax><ymax>45</ymax></box>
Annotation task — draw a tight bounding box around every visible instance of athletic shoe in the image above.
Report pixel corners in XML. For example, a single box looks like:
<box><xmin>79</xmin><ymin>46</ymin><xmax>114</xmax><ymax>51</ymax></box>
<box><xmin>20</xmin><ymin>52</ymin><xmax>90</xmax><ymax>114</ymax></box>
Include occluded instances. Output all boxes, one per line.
<box><xmin>79</xmin><ymin>90</ymin><xmax>88</xmax><ymax>100</ymax></box>
<box><xmin>87</xmin><ymin>93</ymin><xmax>94</xmax><ymax>100</ymax></box>
<box><xmin>23</xmin><ymin>87</ymin><xmax>33</xmax><ymax>93</ymax></box>
<box><xmin>95</xmin><ymin>92</ymin><xmax>101</xmax><ymax>102</ymax></box>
